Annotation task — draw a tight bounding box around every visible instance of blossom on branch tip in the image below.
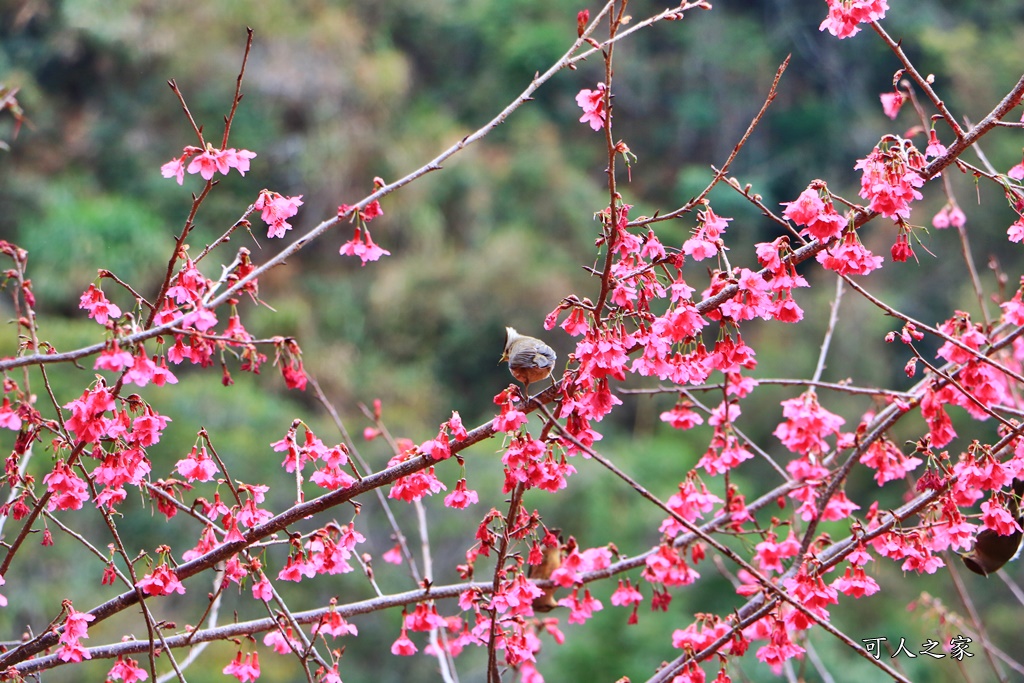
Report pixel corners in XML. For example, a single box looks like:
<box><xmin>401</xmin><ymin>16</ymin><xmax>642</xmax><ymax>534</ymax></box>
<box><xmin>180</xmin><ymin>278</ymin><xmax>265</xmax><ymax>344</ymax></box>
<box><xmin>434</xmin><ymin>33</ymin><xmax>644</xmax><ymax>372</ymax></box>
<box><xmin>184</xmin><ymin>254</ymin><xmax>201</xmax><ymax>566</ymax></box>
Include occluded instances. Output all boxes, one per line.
<box><xmin>162</xmin><ymin>144</ymin><xmax>256</xmax><ymax>184</ymax></box>
<box><xmin>577</xmin><ymin>9</ymin><xmax>590</xmax><ymax>37</ymax></box>
<box><xmin>558</xmin><ymin>587</ymin><xmax>603</xmax><ymax>625</ymax></box>
<box><xmin>659</xmin><ymin>478</ymin><xmax>721</xmax><ymax>536</ymax></box>
<box><xmin>94</xmin><ymin>344</ymin><xmax>134</xmax><ymax>373</ymax></box>
<box><xmin>389</xmin><ymin>464</ymin><xmax>446</xmax><ymax>502</ymax></box>
<box><xmin>405</xmin><ymin>603</ymin><xmax>448</xmax><ymax>632</ymax></box>
<box><xmin>610</xmin><ymin>579</ymin><xmax>643</xmax><ymax>607</ymax></box>
<box><xmin>492</xmin><ymin>387</ymin><xmax>529</xmax><ymax>432</ymax></box>
<box><xmin>251</xmin><ymin>574</ymin><xmax>273</xmax><ymax>601</ymax></box>
<box><xmin>831</xmin><ymin>565</ymin><xmax>880</xmax><ymax>598</ymax></box>
<box><xmin>890</xmin><ymin>232</ymin><xmax>914</xmax><ymax>263</ymax></box>
<box><xmin>819</xmin><ymin>0</ymin><xmax>888</xmax><ymax>39</ymax></box>
<box><xmin>683</xmin><ymin>204</ymin><xmax>731</xmax><ymax>261</ymax></box>
<box><xmin>981</xmin><ymin>495</ymin><xmax>1023</xmax><ymax>535</ymax></box>
<box><xmin>382</xmin><ymin>544</ymin><xmax>403</xmax><ymax>565</ymax></box>
<box><xmin>672</xmin><ymin>617</ymin><xmax>738</xmax><ymax>656</ymax></box>
<box><xmin>160</xmin><ymin>155</ymin><xmax>189</xmax><ymax>185</ymax></box>
<box><xmin>754</xmin><ymin>530</ymin><xmax>800</xmax><ymax>574</ymax></box>
<box><xmin>643</xmin><ymin>543</ymin><xmax>699</xmax><ymax>587</ymax></box>
<box><xmin>320</xmin><ymin>610</ymin><xmax>359</xmax><ymax>637</ymax></box>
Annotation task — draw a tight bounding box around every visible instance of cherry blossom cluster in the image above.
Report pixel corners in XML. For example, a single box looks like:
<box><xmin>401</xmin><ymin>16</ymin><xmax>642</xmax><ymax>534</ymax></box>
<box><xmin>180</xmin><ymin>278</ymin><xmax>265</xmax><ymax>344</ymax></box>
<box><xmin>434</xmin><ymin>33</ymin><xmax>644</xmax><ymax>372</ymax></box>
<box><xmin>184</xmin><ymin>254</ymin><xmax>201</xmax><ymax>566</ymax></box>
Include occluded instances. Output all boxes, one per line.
<box><xmin>819</xmin><ymin>0</ymin><xmax>888</xmax><ymax>39</ymax></box>
<box><xmin>575</xmin><ymin>82</ymin><xmax>608</xmax><ymax>131</ymax></box>
<box><xmin>161</xmin><ymin>143</ymin><xmax>256</xmax><ymax>184</ymax></box>
<box><xmin>80</xmin><ymin>249</ymin><xmax>307</xmax><ymax>389</ymax></box>
<box><xmin>516</xmin><ymin>4</ymin><xmax>1024</xmax><ymax>678</ymax></box>
<box><xmin>5</xmin><ymin>3</ymin><xmax>1024</xmax><ymax>683</ymax></box>
<box><xmin>254</xmin><ymin>189</ymin><xmax>304</xmax><ymax>238</ymax></box>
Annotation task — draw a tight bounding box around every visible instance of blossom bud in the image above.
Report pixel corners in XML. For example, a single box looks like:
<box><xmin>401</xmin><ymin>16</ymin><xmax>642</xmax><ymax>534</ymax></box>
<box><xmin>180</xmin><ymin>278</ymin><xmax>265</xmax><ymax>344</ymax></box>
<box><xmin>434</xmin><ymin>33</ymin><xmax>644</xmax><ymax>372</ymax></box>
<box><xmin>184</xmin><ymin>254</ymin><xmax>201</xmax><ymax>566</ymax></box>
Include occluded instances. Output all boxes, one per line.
<box><xmin>577</xmin><ymin>9</ymin><xmax>589</xmax><ymax>37</ymax></box>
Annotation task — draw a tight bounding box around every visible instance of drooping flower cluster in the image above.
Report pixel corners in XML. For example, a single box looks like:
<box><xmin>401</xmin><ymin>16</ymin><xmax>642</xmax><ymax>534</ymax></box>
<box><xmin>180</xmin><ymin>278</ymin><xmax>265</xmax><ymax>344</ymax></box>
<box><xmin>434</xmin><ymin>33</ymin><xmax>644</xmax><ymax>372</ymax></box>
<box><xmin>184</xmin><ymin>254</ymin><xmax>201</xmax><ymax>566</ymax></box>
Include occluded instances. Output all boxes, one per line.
<box><xmin>223</xmin><ymin>651</ymin><xmax>261</xmax><ymax>683</ymax></box>
<box><xmin>780</xmin><ymin>184</ymin><xmax>847</xmax><ymax>242</ymax></box>
<box><xmin>854</xmin><ymin>135</ymin><xmax>925</xmax><ymax>220</ymax></box>
<box><xmin>816</xmin><ymin>231</ymin><xmax>884</xmax><ymax>275</ymax></box>
<box><xmin>56</xmin><ymin>602</ymin><xmax>95</xmax><ymax>663</ymax></box>
<box><xmin>276</xmin><ymin>523</ymin><xmax>366</xmax><ymax>582</ymax></box>
<box><xmin>338</xmin><ymin>199</ymin><xmax>389</xmax><ymax>265</ymax></box>
<box><xmin>254</xmin><ymin>189</ymin><xmax>304</xmax><ymax>238</ymax></box>
<box><xmin>136</xmin><ymin>562</ymin><xmax>186</xmax><ymax>596</ymax></box>
<box><xmin>682</xmin><ymin>203</ymin><xmax>731</xmax><ymax>261</ymax></box>
<box><xmin>79</xmin><ymin>284</ymin><xmax>122</xmax><ymax>325</ymax></box>
<box><xmin>106</xmin><ymin>655</ymin><xmax>149</xmax><ymax>682</ymax></box>
<box><xmin>271</xmin><ymin>423</ymin><xmax>357</xmax><ymax>491</ymax></box>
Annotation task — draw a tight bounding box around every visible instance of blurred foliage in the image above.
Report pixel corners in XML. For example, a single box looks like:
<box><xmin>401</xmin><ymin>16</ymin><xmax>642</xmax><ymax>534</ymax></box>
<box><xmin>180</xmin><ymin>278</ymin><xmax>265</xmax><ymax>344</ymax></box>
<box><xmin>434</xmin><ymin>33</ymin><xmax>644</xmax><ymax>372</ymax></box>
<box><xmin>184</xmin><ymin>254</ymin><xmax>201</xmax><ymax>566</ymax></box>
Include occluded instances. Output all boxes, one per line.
<box><xmin>1</xmin><ymin>0</ymin><xmax>1024</xmax><ymax>681</ymax></box>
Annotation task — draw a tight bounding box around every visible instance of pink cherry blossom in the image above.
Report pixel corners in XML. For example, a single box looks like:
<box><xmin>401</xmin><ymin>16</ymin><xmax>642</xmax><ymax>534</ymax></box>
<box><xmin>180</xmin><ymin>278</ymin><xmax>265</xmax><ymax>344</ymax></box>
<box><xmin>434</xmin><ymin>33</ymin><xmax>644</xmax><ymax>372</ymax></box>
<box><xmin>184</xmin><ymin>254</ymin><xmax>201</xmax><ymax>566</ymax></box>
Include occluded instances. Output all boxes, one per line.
<box><xmin>880</xmin><ymin>91</ymin><xmax>904</xmax><ymax>119</ymax></box>
<box><xmin>576</xmin><ymin>82</ymin><xmax>608</xmax><ymax>131</ymax></box>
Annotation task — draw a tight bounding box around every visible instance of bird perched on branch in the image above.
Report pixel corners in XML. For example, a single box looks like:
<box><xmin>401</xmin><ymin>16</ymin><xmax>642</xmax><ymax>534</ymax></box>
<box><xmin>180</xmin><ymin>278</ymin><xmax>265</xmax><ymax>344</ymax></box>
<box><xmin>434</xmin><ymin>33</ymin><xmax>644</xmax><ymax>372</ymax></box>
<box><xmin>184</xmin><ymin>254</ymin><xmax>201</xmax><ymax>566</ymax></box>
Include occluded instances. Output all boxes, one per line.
<box><xmin>500</xmin><ymin>327</ymin><xmax>556</xmax><ymax>399</ymax></box>
<box><xmin>961</xmin><ymin>478</ymin><xmax>1024</xmax><ymax>576</ymax></box>
<box><xmin>528</xmin><ymin>529</ymin><xmax>568</xmax><ymax>613</ymax></box>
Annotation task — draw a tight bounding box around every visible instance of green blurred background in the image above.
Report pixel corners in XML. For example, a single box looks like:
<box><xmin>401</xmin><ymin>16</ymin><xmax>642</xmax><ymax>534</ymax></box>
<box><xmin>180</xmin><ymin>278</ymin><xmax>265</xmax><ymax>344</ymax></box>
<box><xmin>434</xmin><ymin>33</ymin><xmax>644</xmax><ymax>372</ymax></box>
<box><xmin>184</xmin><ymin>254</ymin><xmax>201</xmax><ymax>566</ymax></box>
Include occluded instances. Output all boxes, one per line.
<box><xmin>2</xmin><ymin>0</ymin><xmax>1024</xmax><ymax>681</ymax></box>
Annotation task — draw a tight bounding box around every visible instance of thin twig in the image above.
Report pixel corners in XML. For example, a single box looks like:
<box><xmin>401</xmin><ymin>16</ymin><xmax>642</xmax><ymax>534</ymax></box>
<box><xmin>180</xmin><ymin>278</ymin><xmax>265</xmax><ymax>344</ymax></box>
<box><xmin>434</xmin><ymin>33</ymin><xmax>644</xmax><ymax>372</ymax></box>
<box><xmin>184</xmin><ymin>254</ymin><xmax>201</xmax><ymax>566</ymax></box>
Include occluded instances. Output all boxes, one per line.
<box><xmin>811</xmin><ymin>275</ymin><xmax>844</xmax><ymax>385</ymax></box>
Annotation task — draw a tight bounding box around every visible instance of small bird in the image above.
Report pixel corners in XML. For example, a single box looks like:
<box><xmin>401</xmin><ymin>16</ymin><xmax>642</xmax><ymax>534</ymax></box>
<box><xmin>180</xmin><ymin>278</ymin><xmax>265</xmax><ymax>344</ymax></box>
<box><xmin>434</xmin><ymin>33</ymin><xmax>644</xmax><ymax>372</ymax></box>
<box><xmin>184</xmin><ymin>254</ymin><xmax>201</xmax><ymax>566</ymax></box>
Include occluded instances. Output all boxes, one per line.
<box><xmin>961</xmin><ymin>526</ymin><xmax>1023</xmax><ymax>577</ymax></box>
<box><xmin>528</xmin><ymin>529</ymin><xmax>567</xmax><ymax>613</ymax></box>
<box><xmin>961</xmin><ymin>478</ymin><xmax>1024</xmax><ymax>577</ymax></box>
<box><xmin>500</xmin><ymin>327</ymin><xmax>557</xmax><ymax>400</ymax></box>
